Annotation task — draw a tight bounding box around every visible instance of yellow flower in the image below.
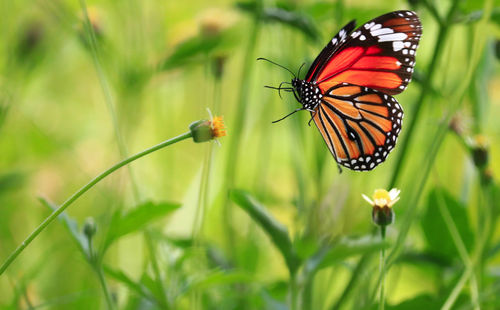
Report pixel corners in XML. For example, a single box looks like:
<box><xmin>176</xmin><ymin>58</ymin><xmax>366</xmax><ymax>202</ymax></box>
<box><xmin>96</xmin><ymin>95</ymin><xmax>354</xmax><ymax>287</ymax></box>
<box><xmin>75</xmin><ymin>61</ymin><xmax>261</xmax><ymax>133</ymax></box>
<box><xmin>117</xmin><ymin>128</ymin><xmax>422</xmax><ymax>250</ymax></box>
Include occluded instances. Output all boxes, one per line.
<box><xmin>189</xmin><ymin>113</ymin><xmax>226</xmax><ymax>143</ymax></box>
<box><xmin>362</xmin><ymin>189</ymin><xmax>400</xmax><ymax>208</ymax></box>
<box><xmin>210</xmin><ymin>116</ymin><xmax>226</xmax><ymax>139</ymax></box>
<box><xmin>362</xmin><ymin>188</ymin><xmax>400</xmax><ymax>226</ymax></box>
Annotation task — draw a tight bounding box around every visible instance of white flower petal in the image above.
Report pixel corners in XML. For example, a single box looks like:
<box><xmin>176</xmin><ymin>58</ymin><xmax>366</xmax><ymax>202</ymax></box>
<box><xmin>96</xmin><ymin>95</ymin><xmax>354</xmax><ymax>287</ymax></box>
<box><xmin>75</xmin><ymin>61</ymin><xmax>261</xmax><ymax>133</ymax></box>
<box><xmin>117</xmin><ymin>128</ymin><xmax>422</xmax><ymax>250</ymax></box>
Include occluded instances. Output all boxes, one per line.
<box><xmin>388</xmin><ymin>188</ymin><xmax>400</xmax><ymax>201</ymax></box>
<box><xmin>362</xmin><ymin>194</ymin><xmax>374</xmax><ymax>205</ymax></box>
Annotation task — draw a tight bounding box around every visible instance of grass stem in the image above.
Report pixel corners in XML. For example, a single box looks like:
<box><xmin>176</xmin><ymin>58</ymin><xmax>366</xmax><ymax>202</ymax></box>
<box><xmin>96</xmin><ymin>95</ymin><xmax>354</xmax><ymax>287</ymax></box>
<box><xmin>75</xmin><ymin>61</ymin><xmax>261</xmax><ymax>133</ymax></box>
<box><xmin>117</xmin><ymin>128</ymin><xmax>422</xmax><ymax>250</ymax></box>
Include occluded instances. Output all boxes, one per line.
<box><xmin>94</xmin><ymin>264</ymin><xmax>115</xmax><ymax>310</ymax></box>
<box><xmin>79</xmin><ymin>0</ymin><xmax>141</xmax><ymax>200</ymax></box>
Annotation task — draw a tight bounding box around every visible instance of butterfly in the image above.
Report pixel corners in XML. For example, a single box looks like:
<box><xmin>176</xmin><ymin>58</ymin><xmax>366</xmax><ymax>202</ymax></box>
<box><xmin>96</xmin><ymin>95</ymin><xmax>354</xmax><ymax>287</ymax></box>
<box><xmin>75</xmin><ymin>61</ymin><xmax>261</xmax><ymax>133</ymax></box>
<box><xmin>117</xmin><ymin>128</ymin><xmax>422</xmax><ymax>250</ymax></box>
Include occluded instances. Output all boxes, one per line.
<box><xmin>261</xmin><ymin>10</ymin><xmax>422</xmax><ymax>171</ymax></box>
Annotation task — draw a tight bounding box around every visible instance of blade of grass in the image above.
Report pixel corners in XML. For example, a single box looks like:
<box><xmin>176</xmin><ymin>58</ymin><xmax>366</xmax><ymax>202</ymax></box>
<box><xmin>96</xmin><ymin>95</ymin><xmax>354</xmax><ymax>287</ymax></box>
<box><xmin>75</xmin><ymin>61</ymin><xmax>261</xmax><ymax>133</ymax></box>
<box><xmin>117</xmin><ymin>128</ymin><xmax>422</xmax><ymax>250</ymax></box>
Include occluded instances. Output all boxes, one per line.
<box><xmin>434</xmin><ymin>188</ymin><xmax>479</xmax><ymax>308</ymax></box>
<box><xmin>103</xmin><ymin>265</ymin><xmax>159</xmax><ymax>305</ymax></box>
<box><xmin>230</xmin><ymin>189</ymin><xmax>300</xmax><ymax>273</ymax></box>
<box><xmin>79</xmin><ymin>0</ymin><xmax>140</xmax><ymax>200</ymax></box>
<box><xmin>222</xmin><ymin>0</ymin><xmax>263</xmax><ymax>259</ymax></box>
<box><xmin>388</xmin><ymin>0</ymin><xmax>460</xmax><ymax>188</ymax></box>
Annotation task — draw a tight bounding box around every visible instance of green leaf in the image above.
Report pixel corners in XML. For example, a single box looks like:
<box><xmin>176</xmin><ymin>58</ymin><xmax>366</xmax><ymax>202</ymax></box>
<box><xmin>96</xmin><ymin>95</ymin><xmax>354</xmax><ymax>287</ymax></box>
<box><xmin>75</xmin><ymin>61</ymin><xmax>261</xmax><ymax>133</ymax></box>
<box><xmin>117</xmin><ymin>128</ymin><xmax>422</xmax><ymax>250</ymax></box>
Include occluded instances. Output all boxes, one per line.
<box><xmin>236</xmin><ymin>2</ymin><xmax>320</xmax><ymax>42</ymax></box>
<box><xmin>317</xmin><ymin>236</ymin><xmax>390</xmax><ymax>270</ymax></box>
<box><xmin>230</xmin><ymin>189</ymin><xmax>301</xmax><ymax>273</ymax></box>
<box><xmin>39</xmin><ymin>197</ymin><xmax>89</xmax><ymax>256</ymax></box>
<box><xmin>159</xmin><ymin>27</ymin><xmax>238</xmax><ymax>71</ymax></box>
<box><xmin>104</xmin><ymin>201</ymin><xmax>181</xmax><ymax>249</ymax></box>
<box><xmin>103</xmin><ymin>265</ymin><xmax>157</xmax><ymax>304</ymax></box>
<box><xmin>385</xmin><ymin>294</ymin><xmax>440</xmax><ymax>309</ymax></box>
<box><xmin>294</xmin><ymin>234</ymin><xmax>320</xmax><ymax>260</ymax></box>
<box><xmin>187</xmin><ymin>270</ymin><xmax>253</xmax><ymax>291</ymax></box>
<box><xmin>422</xmin><ymin>188</ymin><xmax>474</xmax><ymax>261</ymax></box>
<box><xmin>455</xmin><ymin>7</ymin><xmax>500</xmax><ymax>25</ymax></box>
<box><xmin>160</xmin><ymin>35</ymin><xmax>221</xmax><ymax>71</ymax></box>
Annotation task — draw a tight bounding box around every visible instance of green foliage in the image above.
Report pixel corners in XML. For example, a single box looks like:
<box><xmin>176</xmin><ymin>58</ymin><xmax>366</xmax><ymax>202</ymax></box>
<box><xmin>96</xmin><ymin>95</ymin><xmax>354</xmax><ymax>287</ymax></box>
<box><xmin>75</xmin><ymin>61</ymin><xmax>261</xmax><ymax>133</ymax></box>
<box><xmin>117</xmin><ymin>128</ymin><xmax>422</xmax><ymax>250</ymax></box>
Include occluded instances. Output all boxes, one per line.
<box><xmin>0</xmin><ymin>0</ymin><xmax>499</xmax><ymax>309</ymax></box>
<box><xmin>236</xmin><ymin>1</ymin><xmax>321</xmax><ymax>42</ymax></box>
<box><xmin>230</xmin><ymin>189</ymin><xmax>300</xmax><ymax>273</ymax></box>
<box><xmin>104</xmin><ymin>201</ymin><xmax>181</xmax><ymax>250</ymax></box>
<box><xmin>422</xmin><ymin>188</ymin><xmax>474</xmax><ymax>261</ymax></box>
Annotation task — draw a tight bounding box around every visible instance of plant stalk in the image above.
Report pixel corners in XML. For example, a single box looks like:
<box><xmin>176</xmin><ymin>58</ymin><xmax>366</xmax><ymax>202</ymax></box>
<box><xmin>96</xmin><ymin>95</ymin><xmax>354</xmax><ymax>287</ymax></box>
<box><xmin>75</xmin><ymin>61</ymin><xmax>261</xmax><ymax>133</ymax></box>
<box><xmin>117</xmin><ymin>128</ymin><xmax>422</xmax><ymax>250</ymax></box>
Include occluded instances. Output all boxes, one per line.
<box><xmin>0</xmin><ymin>131</ymin><xmax>192</xmax><ymax>276</ymax></box>
<box><xmin>379</xmin><ymin>226</ymin><xmax>386</xmax><ymax>310</ymax></box>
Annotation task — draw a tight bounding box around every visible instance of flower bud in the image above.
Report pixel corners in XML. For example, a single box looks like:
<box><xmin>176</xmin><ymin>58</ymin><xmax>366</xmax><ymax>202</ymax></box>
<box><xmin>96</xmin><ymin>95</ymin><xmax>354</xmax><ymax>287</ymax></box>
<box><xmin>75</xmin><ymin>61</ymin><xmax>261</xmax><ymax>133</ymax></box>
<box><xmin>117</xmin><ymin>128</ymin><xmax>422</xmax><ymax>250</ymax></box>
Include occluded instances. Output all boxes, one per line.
<box><xmin>190</xmin><ymin>120</ymin><xmax>213</xmax><ymax>143</ymax></box>
<box><xmin>470</xmin><ymin>135</ymin><xmax>489</xmax><ymax>169</ymax></box>
<box><xmin>83</xmin><ymin>217</ymin><xmax>97</xmax><ymax>240</ymax></box>
<box><xmin>372</xmin><ymin>205</ymin><xmax>394</xmax><ymax>227</ymax></box>
<box><xmin>189</xmin><ymin>116</ymin><xmax>226</xmax><ymax>143</ymax></box>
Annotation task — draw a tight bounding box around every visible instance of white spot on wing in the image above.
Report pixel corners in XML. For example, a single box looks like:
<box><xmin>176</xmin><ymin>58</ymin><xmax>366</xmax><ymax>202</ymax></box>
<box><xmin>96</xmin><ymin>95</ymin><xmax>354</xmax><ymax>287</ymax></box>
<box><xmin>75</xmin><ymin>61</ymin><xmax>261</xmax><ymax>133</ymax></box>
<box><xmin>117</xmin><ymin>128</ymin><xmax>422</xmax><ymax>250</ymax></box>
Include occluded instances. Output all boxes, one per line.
<box><xmin>371</xmin><ymin>28</ymin><xmax>393</xmax><ymax>36</ymax></box>
<box><xmin>393</xmin><ymin>41</ymin><xmax>404</xmax><ymax>51</ymax></box>
<box><xmin>364</xmin><ymin>22</ymin><xmax>375</xmax><ymax>29</ymax></box>
<box><xmin>378</xmin><ymin>33</ymin><xmax>408</xmax><ymax>42</ymax></box>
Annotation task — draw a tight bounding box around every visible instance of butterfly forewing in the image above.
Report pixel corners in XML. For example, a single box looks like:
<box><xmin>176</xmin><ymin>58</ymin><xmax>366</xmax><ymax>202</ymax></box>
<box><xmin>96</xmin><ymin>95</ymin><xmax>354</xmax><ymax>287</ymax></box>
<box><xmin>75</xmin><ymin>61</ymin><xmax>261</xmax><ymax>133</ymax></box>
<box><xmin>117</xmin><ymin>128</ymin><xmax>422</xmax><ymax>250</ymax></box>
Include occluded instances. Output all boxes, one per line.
<box><xmin>312</xmin><ymin>84</ymin><xmax>403</xmax><ymax>171</ymax></box>
<box><xmin>305</xmin><ymin>20</ymin><xmax>356</xmax><ymax>83</ymax></box>
<box><xmin>309</xmin><ymin>10</ymin><xmax>422</xmax><ymax>96</ymax></box>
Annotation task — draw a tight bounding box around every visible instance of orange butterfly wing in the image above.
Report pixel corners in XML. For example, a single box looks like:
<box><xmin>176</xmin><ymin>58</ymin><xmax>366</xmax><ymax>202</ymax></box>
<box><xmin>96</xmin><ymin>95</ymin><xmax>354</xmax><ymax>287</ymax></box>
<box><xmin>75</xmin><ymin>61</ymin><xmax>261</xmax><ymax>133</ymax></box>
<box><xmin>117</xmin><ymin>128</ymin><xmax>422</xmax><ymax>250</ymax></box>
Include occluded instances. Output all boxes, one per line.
<box><xmin>312</xmin><ymin>84</ymin><xmax>403</xmax><ymax>171</ymax></box>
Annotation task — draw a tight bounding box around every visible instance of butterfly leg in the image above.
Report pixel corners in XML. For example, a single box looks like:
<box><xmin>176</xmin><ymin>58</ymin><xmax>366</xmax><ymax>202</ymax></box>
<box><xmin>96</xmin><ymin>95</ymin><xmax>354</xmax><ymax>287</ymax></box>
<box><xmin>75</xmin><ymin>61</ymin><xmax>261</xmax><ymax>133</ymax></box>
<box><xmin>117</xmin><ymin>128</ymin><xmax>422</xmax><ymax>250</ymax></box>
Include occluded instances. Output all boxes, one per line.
<box><xmin>292</xmin><ymin>89</ymin><xmax>302</xmax><ymax>104</ymax></box>
<box><xmin>307</xmin><ymin>110</ymin><xmax>318</xmax><ymax>126</ymax></box>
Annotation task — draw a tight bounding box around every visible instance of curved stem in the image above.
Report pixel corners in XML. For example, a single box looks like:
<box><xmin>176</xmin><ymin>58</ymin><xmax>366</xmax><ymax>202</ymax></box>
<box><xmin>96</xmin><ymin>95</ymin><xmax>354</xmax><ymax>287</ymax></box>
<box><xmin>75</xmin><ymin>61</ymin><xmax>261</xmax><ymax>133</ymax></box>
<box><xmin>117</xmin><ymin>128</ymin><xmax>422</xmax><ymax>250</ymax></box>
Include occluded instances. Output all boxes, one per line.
<box><xmin>0</xmin><ymin>131</ymin><xmax>192</xmax><ymax>276</ymax></box>
<box><xmin>379</xmin><ymin>226</ymin><xmax>387</xmax><ymax>310</ymax></box>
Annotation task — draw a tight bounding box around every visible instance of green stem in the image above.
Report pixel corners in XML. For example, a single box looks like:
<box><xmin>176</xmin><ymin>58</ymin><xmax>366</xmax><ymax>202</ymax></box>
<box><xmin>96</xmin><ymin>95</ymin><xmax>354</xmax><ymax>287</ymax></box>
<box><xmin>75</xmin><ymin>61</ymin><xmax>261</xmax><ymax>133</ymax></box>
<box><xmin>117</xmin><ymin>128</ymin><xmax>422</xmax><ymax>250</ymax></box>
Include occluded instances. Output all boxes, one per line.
<box><xmin>145</xmin><ymin>231</ymin><xmax>169</xmax><ymax>309</ymax></box>
<box><xmin>331</xmin><ymin>254</ymin><xmax>370</xmax><ymax>310</ymax></box>
<box><xmin>290</xmin><ymin>271</ymin><xmax>299</xmax><ymax>310</ymax></box>
<box><xmin>379</xmin><ymin>226</ymin><xmax>386</xmax><ymax>310</ymax></box>
<box><xmin>94</xmin><ymin>264</ymin><xmax>115</xmax><ymax>310</ymax></box>
<box><xmin>222</xmin><ymin>0</ymin><xmax>262</xmax><ymax>256</ymax></box>
<box><xmin>0</xmin><ymin>131</ymin><xmax>192</xmax><ymax>276</ymax></box>
<box><xmin>435</xmin><ymin>189</ymin><xmax>480</xmax><ymax>306</ymax></box>
<box><xmin>79</xmin><ymin>0</ymin><xmax>141</xmax><ymax>200</ymax></box>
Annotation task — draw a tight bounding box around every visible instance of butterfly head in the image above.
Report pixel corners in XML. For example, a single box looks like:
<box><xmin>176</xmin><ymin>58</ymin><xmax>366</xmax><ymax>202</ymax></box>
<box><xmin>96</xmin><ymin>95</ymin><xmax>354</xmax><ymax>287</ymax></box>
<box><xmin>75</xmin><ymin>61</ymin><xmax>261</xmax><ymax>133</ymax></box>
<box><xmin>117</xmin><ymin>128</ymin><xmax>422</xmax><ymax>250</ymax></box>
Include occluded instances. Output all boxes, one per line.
<box><xmin>292</xmin><ymin>78</ymin><xmax>322</xmax><ymax>111</ymax></box>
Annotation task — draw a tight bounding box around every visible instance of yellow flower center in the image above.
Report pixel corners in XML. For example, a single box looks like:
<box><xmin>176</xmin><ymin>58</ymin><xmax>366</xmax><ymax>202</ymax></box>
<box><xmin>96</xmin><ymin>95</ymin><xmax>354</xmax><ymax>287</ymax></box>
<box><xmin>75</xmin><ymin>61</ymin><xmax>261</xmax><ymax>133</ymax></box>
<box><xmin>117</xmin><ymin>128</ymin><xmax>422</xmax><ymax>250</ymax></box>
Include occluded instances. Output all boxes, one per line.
<box><xmin>211</xmin><ymin>116</ymin><xmax>226</xmax><ymax>138</ymax></box>
<box><xmin>473</xmin><ymin>134</ymin><xmax>488</xmax><ymax>148</ymax></box>
<box><xmin>373</xmin><ymin>189</ymin><xmax>391</xmax><ymax>208</ymax></box>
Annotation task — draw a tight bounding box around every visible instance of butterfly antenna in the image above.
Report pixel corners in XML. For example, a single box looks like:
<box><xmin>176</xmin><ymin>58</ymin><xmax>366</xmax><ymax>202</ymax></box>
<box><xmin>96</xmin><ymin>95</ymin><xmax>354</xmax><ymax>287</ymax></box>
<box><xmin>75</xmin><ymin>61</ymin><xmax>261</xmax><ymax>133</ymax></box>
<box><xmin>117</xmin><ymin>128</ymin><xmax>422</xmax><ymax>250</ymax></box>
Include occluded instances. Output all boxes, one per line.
<box><xmin>297</xmin><ymin>63</ymin><xmax>306</xmax><ymax>79</ymax></box>
<box><xmin>257</xmin><ymin>58</ymin><xmax>296</xmax><ymax>78</ymax></box>
<box><xmin>264</xmin><ymin>81</ymin><xmax>293</xmax><ymax>99</ymax></box>
<box><xmin>272</xmin><ymin>108</ymin><xmax>304</xmax><ymax>123</ymax></box>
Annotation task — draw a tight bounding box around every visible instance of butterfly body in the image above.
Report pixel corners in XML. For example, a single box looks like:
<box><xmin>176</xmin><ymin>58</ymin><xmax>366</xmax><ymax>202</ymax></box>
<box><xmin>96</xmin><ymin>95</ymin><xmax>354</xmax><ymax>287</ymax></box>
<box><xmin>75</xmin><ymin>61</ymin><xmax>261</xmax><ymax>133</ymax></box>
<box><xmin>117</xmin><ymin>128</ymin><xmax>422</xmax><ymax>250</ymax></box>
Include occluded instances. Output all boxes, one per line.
<box><xmin>272</xmin><ymin>10</ymin><xmax>422</xmax><ymax>171</ymax></box>
<box><xmin>291</xmin><ymin>78</ymin><xmax>322</xmax><ymax>111</ymax></box>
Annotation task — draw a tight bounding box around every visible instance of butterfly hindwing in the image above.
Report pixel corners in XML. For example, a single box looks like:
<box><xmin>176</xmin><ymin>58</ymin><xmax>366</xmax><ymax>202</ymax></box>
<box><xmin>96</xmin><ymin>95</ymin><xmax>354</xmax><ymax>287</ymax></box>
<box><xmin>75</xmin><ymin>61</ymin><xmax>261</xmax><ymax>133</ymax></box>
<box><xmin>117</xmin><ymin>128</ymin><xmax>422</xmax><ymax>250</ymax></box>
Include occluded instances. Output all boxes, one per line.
<box><xmin>312</xmin><ymin>83</ymin><xmax>403</xmax><ymax>171</ymax></box>
<box><xmin>309</xmin><ymin>10</ymin><xmax>422</xmax><ymax>96</ymax></box>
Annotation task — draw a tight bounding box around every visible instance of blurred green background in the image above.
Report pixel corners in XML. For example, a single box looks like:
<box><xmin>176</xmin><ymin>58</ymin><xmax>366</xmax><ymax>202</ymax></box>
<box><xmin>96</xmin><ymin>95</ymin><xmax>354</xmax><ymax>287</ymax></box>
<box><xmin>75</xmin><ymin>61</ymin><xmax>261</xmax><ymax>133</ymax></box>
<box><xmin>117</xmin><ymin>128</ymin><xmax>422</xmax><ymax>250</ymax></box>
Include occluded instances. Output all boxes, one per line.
<box><xmin>1</xmin><ymin>0</ymin><xmax>500</xmax><ymax>309</ymax></box>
